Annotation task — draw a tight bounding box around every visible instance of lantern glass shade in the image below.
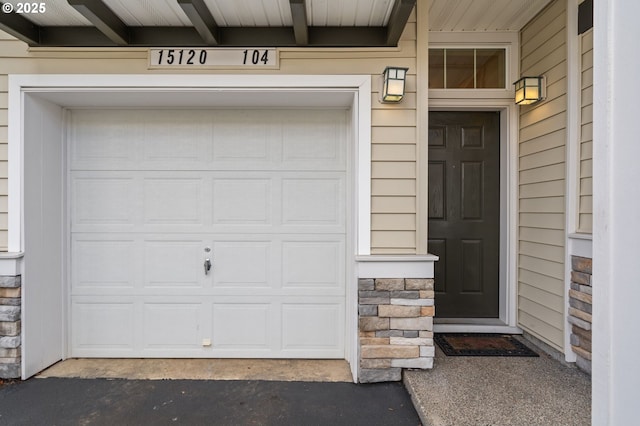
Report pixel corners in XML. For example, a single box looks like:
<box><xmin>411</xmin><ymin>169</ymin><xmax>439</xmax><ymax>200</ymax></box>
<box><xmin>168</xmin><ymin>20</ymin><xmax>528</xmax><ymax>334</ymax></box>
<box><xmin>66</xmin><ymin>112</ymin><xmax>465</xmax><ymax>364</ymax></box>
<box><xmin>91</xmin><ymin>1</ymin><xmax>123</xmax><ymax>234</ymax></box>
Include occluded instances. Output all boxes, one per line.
<box><xmin>514</xmin><ymin>76</ymin><xmax>545</xmax><ymax>105</ymax></box>
<box><xmin>382</xmin><ymin>66</ymin><xmax>408</xmax><ymax>102</ymax></box>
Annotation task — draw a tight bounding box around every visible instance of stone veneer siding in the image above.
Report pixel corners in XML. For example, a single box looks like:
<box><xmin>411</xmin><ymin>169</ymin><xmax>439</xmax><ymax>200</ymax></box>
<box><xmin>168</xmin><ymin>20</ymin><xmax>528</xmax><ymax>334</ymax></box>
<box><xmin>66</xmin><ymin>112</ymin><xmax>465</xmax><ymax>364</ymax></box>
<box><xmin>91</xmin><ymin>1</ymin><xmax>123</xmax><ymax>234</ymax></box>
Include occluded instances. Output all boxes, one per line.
<box><xmin>358</xmin><ymin>278</ymin><xmax>434</xmax><ymax>383</ymax></box>
<box><xmin>0</xmin><ymin>275</ymin><xmax>21</xmax><ymax>378</ymax></box>
<box><xmin>568</xmin><ymin>256</ymin><xmax>592</xmax><ymax>374</ymax></box>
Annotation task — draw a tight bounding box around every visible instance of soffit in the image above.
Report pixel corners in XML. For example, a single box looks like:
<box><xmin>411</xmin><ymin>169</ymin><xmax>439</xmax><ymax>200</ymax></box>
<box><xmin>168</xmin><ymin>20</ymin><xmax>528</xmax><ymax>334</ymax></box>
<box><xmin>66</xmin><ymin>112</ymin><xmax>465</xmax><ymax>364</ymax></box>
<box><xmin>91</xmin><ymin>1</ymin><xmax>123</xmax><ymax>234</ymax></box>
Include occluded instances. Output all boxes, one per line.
<box><xmin>428</xmin><ymin>0</ymin><xmax>554</xmax><ymax>32</ymax></box>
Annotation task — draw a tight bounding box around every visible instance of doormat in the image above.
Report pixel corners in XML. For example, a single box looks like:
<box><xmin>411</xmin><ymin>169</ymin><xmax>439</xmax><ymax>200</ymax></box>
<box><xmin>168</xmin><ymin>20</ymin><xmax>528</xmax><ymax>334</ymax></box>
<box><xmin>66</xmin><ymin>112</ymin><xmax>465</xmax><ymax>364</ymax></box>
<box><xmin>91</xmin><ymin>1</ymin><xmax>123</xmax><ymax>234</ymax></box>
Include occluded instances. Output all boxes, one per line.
<box><xmin>434</xmin><ymin>333</ymin><xmax>539</xmax><ymax>357</ymax></box>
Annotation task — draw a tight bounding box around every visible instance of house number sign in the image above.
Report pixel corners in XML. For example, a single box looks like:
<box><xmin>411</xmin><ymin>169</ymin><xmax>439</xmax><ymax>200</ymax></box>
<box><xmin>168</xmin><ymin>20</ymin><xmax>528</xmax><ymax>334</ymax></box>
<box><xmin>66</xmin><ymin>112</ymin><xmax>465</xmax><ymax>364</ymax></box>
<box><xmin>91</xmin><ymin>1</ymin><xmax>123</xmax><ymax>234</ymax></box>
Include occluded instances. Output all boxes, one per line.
<box><xmin>149</xmin><ymin>48</ymin><xmax>277</xmax><ymax>68</ymax></box>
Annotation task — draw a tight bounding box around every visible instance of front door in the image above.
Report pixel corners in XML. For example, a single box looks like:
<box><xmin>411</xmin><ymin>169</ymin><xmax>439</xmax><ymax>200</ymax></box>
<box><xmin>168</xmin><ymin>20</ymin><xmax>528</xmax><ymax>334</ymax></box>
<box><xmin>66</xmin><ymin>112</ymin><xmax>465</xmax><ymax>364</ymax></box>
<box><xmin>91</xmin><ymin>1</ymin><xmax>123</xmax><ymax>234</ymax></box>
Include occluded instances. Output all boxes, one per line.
<box><xmin>428</xmin><ymin>111</ymin><xmax>500</xmax><ymax>318</ymax></box>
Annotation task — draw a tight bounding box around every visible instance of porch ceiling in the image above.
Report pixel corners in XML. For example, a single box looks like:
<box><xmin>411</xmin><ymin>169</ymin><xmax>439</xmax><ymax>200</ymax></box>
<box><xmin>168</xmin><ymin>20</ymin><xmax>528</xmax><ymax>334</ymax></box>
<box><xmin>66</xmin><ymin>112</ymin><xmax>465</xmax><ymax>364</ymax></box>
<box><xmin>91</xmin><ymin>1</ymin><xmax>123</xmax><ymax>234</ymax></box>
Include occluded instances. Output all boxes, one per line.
<box><xmin>0</xmin><ymin>0</ymin><xmax>416</xmax><ymax>47</ymax></box>
<box><xmin>0</xmin><ymin>0</ymin><xmax>555</xmax><ymax>48</ymax></box>
<box><xmin>428</xmin><ymin>0</ymin><xmax>553</xmax><ymax>32</ymax></box>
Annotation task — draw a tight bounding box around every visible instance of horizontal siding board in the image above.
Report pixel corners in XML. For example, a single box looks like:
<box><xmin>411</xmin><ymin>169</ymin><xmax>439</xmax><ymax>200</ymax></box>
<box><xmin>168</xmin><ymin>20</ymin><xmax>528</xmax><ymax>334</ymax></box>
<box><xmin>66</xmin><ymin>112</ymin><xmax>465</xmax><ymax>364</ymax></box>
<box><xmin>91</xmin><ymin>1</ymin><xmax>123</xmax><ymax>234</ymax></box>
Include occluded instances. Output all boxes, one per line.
<box><xmin>371</xmin><ymin>213</ymin><xmax>415</xmax><ymax>230</ymax></box>
<box><xmin>521</xmin><ymin>44</ymin><xmax>565</xmax><ymax>77</ymax></box>
<box><xmin>519</xmin><ymin>283</ymin><xmax>564</xmax><ymax>313</ymax></box>
<box><xmin>580</xmin><ymin>140</ymin><xmax>592</xmax><ymax>161</ymax></box>
<box><xmin>518</xmin><ymin>297</ymin><xmax>564</xmax><ymax>331</ymax></box>
<box><xmin>519</xmin><ymin>254</ymin><xmax>564</xmax><ymax>280</ymax></box>
<box><xmin>371</xmin><ymin>162</ymin><xmax>416</xmax><ymax>179</ymax></box>
<box><xmin>519</xmin><ymin>163</ymin><xmax>565</xmax><ymax>185</ymax></box>
<box><xmin>519</xmin><ymin>146</ymin><xmax>565</xmax><ymax>171</ymax></box>
<box><xmin>579</xmin><ymin>196</ymin><xmax>593</xmax><ymax>213</ymax></box>
<box><xmin>581</xmin><ymin>85</ymin><xmax>593</xmax><ymax>108</ymax></box>
<box><xmin>580</xmin><ymin>123</ymin><xmax>592</xmax><ymax>144</ymax></box>
<box><xmin>580</xmin><ymin>159</ymin><xmax>593</xmax><ymax>177</ymax></box>
<box><xmin>371</xmin><ymin>196</ymin><xmax>416</xmax><ymax>213</ymax></box>
<box><xmin>520</xmin><ymin>112</ymin><xmax>567</xmax><ymax>143</ymax></box>
<box><xmin>371</xmin><ymin>93</ymin><xmax>417</xmax><ymax>109</ymax></box>
<box><xmin>372</xmin><ymin>109</ymin><xmax>416</xmax><ymax>127</ymax></box>
<box><xmin>371</xmin><ymin>179</ymin><xmax>416</xmax><ymax>196</ymax></box>
<box><xmin>582</xmin><ymin>66</ymin><xmax>593</xmax><ymax>88</ymax></box>
<box><xmin>371</xmin><ymin>144</ymin><xmax>416</xmax><ymax>162</ymax></box>
<box><xmin>519</xmin><ymin>93</ymin><xmax>566</xmax><ymax>128</ymax></box>
<box><xmin>371</xmin><ymin>230</ymin><xmax>416</xmax><ymax>248</ymax></box>
<box><xmin>519</xmin><ymin>196</ymin><xmax>565</xmax><ymax>213</ymax></box>
<box><xmin>518</xmin><ymin>310</ymin><xmax>564</xmax><ymax>351</ymax></box>
<box><xmin>580</xmin><ymin>177</ymin><xmax>592</xmax><ymax>196</ymax></box>
<box><xmin>578</xmin><ymin>213</ymin><xmax>593</xmax><ymax>233</ymax></box>
<box><xmin>519</xmin><ymin>226</ymin><xmax>565</xmax><ymax>246</ymax></box>
<box><xmin>521</xmin><ymin>11</ymin><xmax>567</xmax><ymax>58</ymax></box>
<box><xmin>519</xmin><ymin>213</ymin><xmax>565</xmax><ymax>230</ymax></box>
<box><xmin>519</xmin><ymin>179</ymin><xmax>565</xmax><ymax>198</ymax></box>
<box><xmin>519</xmin><ymin>129</ymin><xmax>565</xmax><ymax>156</ymax></box>
<box><xmin>370</xmin><ymin>248</ymin><xmax>414</xmax><ymax>255</ymax></box>
<box><xmin>521</xmin><ymin>28</ymin><xmax>566</xmax><ymax>72</ymax></box>
<box><xmin>520</xmin><ymin>0</ymin><xmax>565</xmax><ymax>41</ymax></box>
<box><xmin>281</xmin><ymin>58</ymin><xmax>416</xmax><ymax>75</ymax></box>
<box><xmin>371</xmin><ymin>126</ymin><xmax>416</xmax><ymax>144</ymax></box>
<box><xmin>518</xmin><ymin>268</ymin><xmax>564</xmax><ymax>297</ymax></box>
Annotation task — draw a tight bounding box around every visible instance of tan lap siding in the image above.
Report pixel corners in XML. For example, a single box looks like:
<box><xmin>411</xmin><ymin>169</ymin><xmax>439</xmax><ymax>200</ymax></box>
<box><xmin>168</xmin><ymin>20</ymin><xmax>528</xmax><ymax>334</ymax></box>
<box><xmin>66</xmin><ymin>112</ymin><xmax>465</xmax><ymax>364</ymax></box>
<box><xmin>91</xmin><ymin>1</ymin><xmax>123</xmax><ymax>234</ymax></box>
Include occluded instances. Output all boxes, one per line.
<box><xmin>0</xmin><ymin>11</ymin><xmax>419</xmax><ymax>254</ymax></box>
<box><xmin>578</xmin><ymin>29</ymin><xmax>593</xmax><ymax>233</ymax></box>
<box><xmin>518</xmin><ymin>0</ymin><xmax>567</xmax><ymax>352</ymax></box>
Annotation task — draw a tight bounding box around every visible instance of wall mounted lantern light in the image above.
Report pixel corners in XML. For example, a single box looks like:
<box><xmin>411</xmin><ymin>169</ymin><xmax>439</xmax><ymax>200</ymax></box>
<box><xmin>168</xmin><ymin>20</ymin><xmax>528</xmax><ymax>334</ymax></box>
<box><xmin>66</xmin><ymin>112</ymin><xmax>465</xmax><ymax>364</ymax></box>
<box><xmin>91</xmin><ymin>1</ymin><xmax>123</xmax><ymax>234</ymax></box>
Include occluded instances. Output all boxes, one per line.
<box><xmin>514</xmin><ymin>76</ymin><xmax>546</xmax><ymax>105</ymax></box>
<box><xmin>381</xmin><ymin>66</ymin><xmax>409</xmax><ymax>103</ymax></box>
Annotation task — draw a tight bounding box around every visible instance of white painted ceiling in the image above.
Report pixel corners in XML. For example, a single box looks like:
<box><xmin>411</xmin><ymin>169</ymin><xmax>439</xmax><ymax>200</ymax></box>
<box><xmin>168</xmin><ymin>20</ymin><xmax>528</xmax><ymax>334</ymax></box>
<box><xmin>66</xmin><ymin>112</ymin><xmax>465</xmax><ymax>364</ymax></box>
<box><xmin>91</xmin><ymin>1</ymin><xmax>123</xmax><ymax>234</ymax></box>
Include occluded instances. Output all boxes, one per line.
<box><xmin>2</xmin><ymin>0</ymin><xmax>397</xmax><ymax>27</ymax></box>
<box><xmin>4</xmin><ymin>0</ymin><xmax>552</xmax><ymax>31</ymax></box>
<box><xmin>428</xmin><ymin>0</ymin><xmax>553</xmax><ymax>32</ymax></box>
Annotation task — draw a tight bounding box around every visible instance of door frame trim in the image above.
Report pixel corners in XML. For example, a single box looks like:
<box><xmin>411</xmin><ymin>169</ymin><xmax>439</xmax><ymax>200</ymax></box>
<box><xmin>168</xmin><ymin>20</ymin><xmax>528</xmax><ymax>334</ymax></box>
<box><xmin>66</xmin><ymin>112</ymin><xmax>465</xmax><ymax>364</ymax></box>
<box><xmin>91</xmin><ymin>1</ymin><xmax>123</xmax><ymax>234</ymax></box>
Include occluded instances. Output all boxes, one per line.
<box><xmin>428</xmin><ymin>99</ymin><xmax>519</xmax><ymax>331</ymax></box>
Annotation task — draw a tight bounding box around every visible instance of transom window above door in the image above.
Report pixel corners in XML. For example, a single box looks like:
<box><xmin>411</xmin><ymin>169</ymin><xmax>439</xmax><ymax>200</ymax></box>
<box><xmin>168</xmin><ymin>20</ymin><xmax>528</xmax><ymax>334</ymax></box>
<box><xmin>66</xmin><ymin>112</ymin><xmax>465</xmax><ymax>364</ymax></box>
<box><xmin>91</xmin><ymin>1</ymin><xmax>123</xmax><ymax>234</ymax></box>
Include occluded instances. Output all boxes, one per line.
<box><xmin>429</xmin><ymin>48</ymin><xmax>506</xmax><ymax>89</ymax></box>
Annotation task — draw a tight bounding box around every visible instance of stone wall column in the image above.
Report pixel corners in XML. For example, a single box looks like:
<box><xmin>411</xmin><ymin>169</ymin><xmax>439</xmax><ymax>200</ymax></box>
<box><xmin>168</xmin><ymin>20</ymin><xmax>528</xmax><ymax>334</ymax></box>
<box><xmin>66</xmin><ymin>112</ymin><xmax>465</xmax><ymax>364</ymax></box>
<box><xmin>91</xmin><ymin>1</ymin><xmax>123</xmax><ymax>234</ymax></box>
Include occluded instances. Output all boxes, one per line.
<box><xmin>359</xmin><ymin>278</ymin><xmax>435</xmax><ymax>383</ymax></box>
<box><xmin>568</xmin><ymin>256</ymin><xmax>592</xmax><ymax>374</ymax></box>
<box><xmin>0</xmin><ymin>275</ymin><xmax>21</xmax><ymax>378</ymax></box>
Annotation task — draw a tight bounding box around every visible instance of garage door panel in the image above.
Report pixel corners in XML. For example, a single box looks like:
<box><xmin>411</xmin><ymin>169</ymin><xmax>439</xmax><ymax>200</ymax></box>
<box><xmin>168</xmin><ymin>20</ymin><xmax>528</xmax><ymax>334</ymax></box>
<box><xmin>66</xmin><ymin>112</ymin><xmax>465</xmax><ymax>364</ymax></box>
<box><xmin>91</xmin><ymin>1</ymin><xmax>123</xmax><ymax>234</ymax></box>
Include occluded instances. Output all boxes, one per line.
<box><xmin>281</xmin><ymin>302</ymin><xmax>344</xmax><ymax>355</ymax></box>
<box><xmin>282</xmin><ymin>240</ymin><xmax>345</xmax><ymax>291</ymax></box>
<box><xmin>143</xmin><ymin>178</ymin><xmax>204</xmax><ymax>225</ymax></box>
<box><xmin>212</xmin><ymin>241</ymin><xmax>272</xmax><ymax>289</ymax></box>
<box><xmin>71</xmin><ymin>302</ymin><xmax>136</xmax><ymax>353</ymax></box>
<box><xmin>70</xmin><ymin>110</ymin><xmax>139</xmax><ymax>169</ymax></box>
<box><xmin>72</xmin><ymin>177</ymin><xmax>136</xmax><ymax>226</ymax></box>
<box><xmin>213</xmin><ymin>110</ymin><xmax>273</xmax><ymax>163</ymax></box>
<box><xmin>72</xmin><ymin>239</ymin><xmax>136</xmax><ymax>291</ymax></box>
<box><xmin>212</xmin><ymin>178</ymin><xmax>272</xmax><ymax>225</ymax></box>
<box><xmin>282</xmin><ymin>177</ymin><xmax>344</xmax><ymax>226</ymax></box>
<box><xmin>143</xmin><ymin>303</ymin><xmax>204</xmax><ymax>350</ymax></box>
<box><xmin>142</xmin><ymin>111</ymin><xmax>214</xmax><ymax>165</ymax></box>
<box><xmin>282</xmin><ymin>111</ymin><xmax>346</xmax><ymax>169</ymax></box>
<box><xmin>212</xmin><ymin>303</ymin><xmax>272</xmax><ymax>350</ymax></box>
<box><xmin>144</xmin><ymin>240</ymin><xmax>203</xmax><ymax>289</ymax></box>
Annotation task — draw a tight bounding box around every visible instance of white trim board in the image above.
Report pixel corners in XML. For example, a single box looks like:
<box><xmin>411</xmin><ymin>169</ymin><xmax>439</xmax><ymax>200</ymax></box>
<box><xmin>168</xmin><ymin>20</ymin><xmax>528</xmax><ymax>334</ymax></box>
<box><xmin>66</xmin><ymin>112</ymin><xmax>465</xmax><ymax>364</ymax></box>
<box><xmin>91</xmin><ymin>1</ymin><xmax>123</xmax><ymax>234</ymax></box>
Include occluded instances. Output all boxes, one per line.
<box><xmin>8</xmin><ymin>74</ymin><xmax>372</xmax><ymax>383</ymax></box>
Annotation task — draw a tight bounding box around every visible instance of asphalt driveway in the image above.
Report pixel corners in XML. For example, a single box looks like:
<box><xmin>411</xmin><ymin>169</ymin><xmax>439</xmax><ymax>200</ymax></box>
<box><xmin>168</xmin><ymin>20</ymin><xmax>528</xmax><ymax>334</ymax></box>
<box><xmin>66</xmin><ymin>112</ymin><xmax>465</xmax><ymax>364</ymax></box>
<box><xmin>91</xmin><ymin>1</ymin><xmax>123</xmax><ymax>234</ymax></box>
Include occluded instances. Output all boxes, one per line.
<box><xmin>0</xmin><ymin>378</ymin><xmax>421</xmax><ymax>425</ymax></box>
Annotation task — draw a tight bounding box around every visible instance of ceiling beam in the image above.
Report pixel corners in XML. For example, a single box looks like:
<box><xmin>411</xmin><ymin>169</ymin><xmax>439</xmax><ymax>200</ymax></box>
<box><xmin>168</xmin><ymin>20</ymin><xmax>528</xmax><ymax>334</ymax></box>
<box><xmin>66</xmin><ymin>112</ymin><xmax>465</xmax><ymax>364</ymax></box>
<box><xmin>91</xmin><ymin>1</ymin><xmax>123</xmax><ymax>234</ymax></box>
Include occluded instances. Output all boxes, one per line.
<box><xmin>23</xmin><ymin>26</ymin><xmax>389</xmax><ymax>48</ymax></box>
<box><xmin>385</xmin><ymin>0</ymin><xmax>416</xmax><ymax>46</ymax></box>
<box><xmin>289</xmin><ymin>0</ymin><xmax>308</xmax><ymax>45</ymax></box>
<box><xmin>67</xmin><ymin>0</ymin><xmax>129</xmax><ymax>45</ymax></box>
<box><xmin>177</xmin><ymin>0</ymin><xmax>219</xmax><ymax>45</ymax></box>
<box><xmin>0</xmin><ymin>2</ymin><xmax>41</xmax><ymax>45</ymax></box>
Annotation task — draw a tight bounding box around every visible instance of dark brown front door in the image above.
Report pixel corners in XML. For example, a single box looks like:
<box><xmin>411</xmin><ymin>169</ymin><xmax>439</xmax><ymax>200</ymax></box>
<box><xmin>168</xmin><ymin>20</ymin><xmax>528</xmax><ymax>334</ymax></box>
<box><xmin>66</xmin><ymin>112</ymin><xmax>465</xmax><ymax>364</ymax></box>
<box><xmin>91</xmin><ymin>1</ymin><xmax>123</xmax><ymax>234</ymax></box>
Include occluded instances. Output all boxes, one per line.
<box><xmin>428</xmin><ymin>111</ymin><xmax>500</xmax><ymax>318</ymax></box>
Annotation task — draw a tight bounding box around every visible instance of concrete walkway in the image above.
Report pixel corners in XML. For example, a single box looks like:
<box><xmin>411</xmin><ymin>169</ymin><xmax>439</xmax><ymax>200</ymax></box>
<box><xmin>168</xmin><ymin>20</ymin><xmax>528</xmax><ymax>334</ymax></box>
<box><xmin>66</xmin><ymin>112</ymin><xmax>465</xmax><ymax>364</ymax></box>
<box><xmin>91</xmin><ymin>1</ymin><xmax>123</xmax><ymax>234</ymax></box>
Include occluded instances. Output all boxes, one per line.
<box><xmin>404</xmin><ymin>346</ymin><xmax>591</xmax><ymax>426</ymax></box>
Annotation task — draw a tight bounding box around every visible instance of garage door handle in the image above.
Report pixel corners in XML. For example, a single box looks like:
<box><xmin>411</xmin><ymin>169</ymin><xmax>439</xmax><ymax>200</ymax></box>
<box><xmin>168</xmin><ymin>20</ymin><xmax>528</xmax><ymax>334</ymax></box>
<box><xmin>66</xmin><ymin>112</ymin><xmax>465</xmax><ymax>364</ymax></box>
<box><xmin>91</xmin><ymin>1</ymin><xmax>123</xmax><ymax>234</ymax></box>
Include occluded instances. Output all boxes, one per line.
<box><xmin>204</xmin><ymin>258</ymin><xmax>212</xmax><ymax>275</ymax></box>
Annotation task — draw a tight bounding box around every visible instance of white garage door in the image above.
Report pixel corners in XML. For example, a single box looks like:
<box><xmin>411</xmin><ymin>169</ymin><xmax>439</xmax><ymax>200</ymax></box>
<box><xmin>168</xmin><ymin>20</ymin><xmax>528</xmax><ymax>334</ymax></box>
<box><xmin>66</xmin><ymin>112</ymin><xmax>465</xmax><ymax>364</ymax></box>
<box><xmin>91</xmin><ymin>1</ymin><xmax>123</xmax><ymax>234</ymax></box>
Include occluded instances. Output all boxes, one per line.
<box><xmin>69</xmin><ymin>109</ymin><xmax>347</xmax><ymax>358</ymax></box>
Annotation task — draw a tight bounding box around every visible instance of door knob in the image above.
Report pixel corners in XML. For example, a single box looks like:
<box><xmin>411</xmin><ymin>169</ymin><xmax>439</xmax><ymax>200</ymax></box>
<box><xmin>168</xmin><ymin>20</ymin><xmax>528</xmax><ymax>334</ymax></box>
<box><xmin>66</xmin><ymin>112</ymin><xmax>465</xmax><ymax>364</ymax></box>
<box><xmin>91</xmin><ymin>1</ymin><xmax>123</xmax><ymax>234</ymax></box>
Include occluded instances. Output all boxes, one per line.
<box><xmin>204</xmin><ymin>258</ymin><xmax>212</xmax><ymax>275</ymax></box>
